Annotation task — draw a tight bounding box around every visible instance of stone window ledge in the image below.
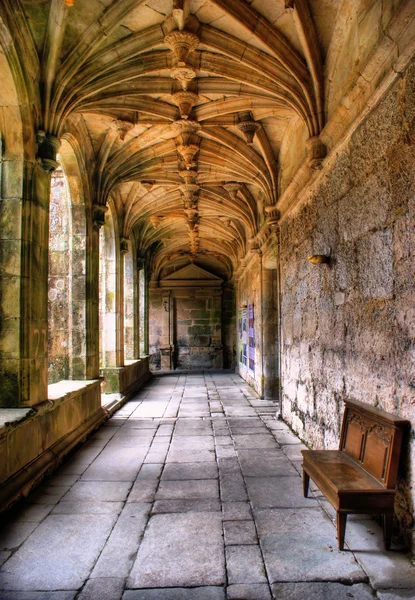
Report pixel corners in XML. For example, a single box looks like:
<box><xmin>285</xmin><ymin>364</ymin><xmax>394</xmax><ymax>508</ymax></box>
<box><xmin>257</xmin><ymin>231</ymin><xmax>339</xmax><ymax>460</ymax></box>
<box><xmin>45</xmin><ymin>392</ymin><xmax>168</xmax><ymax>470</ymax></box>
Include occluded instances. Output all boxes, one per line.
<box><xmin>0</xmin><ymin>380</ymin><xmax>100</xmax><ymax>436</ymax></box>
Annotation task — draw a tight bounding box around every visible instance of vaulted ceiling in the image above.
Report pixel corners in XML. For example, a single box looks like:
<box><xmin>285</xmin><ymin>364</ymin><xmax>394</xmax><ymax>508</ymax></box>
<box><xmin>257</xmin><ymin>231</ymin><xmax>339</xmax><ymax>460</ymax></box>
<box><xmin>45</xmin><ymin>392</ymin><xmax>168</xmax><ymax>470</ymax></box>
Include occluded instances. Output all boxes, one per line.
<box><xmin>12</xmin><ymin>0</ymin><xmax>348</xmax><ymax>279</ymax></box>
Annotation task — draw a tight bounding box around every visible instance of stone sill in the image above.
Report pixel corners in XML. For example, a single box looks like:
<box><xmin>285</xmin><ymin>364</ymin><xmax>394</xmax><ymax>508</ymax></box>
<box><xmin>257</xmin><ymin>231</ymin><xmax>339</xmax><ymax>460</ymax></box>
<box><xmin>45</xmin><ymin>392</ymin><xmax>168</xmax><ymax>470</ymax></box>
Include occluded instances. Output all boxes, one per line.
<box><xmin>0</xmin><ymin>379</ymin><xmax>100</xmax><ymax>436</ymax></box>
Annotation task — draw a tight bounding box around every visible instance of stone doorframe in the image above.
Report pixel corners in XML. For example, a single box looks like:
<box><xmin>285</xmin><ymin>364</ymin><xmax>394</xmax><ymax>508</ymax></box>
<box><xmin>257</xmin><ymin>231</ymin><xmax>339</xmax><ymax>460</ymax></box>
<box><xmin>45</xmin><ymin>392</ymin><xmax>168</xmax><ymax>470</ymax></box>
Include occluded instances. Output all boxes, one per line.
<box><xmin>158</xmin><ymin>264</ymin><xmax>223</xmax><ymax>370</ymax></box>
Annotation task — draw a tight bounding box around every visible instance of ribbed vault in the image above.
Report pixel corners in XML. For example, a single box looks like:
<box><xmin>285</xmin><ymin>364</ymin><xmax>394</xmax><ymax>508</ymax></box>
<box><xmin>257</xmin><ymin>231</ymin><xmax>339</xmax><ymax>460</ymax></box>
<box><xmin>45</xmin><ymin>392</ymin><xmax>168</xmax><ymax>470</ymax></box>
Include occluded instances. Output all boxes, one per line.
<box><xmin>7</xmin><ymin>0</ymin><xmax>333</xmax><ymax>280</ymax></box>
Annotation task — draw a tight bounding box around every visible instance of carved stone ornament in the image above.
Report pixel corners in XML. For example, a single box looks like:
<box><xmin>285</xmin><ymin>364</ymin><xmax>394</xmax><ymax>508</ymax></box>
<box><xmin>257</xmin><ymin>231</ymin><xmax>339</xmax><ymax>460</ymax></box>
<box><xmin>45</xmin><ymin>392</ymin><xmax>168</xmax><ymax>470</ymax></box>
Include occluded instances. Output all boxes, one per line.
<box><xmin>164</xmin><ymin>31</ymin><xmax>199</xmax><ymax>66</ymax></box>
<box><xmin>37</xmin><ymin>132</ymin><xmax>60</xmax><ymax>173</ymax></box>
<box><xmin>177</xmin><ymin>143</ymin><xmax>199</xmax><ymax>170</ymax></box>
<box><xmin>92</xmin><ymin>204</ymin><xmax>108</xmax><ymax>231</ymax></box>
<box><xmin>180</xmin><ymin>169</ymin><xmax>198</xmax><ymax>185</ymax></box>
<box><xmin>170</xmin><ymin>65</ymin><xmax>196</xmax><ymax>91</ymax></box>
<box><xmin>237</xmin><ymin>120</ymin><xmax>260</xmax><ymax>145</ymax></box>
<box><xmin>265</xmin><ymin>204</ymin><xmax>280</xmax><ymax>222</ymax></box>
<box><xmin>113</xmin><ymin>119</ymin><xmax>134</xmax><ymax>141</ymax></box>
<box><xmin>141</xmin><ymin>181</ymin><xmax>154</xmax><ymax>190</ymax></box>
<box><xmin>224</xmin><ymin>182</ymin><xmax>241</xmax><ymax>199</ymax></box>
<box><xmin>172</xmin><ymin>91</ymin><xmax>199</xmax><ymax>120</ymax></box>
<box><xmin>120</xmin><ymin>237</ymin><xmax>129</xmax><ymax>254</ymax></box>
<box><xmin>306</xmin><ymin>136</ymin><xmax>327</xmax><ymax>170</ymax></box>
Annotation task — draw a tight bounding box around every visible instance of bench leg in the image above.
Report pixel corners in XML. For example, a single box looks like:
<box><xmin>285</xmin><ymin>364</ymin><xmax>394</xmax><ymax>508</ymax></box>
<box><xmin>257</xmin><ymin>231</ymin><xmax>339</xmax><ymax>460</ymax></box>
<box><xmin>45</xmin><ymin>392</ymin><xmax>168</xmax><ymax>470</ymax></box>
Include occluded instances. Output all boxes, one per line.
<box><xmin>383</xmin><ymin>514</ymin><xmax>393</xmax><ymax>550</ymax></box>
<box><xmin>337</xmin><ymin>512</ymin><xmax>347</xmax><ymax>551</ymax></box>
<box><xmin>302</xmin><ymin>470</ymin><xmax>310</xmax><ymax>498</ymax></box>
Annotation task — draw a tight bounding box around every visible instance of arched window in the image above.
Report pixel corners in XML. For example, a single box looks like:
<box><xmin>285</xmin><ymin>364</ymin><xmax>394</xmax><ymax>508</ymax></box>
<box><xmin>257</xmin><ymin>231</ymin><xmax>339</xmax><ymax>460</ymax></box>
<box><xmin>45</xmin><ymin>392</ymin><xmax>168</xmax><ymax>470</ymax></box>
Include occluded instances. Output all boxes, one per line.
<box><xmin>48</xmin><ymin>139</ymin><xmax>87</xmax><ymax>384</ymax></box>
<box><xmin>124</xmin><ymin>240</ymin><xmax>135</xmax><ymax>361</ymax></box>
<box><xmin>99</xmin><ymin>209</ymin><xmax>117</xmax><ymax>368</ymax></box>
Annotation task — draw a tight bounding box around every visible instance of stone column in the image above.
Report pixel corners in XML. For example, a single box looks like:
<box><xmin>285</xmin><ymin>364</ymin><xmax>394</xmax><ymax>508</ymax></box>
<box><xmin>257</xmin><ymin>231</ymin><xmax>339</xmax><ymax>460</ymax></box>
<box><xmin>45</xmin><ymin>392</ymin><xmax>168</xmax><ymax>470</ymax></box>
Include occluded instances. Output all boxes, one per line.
<box><xmin>160</xmin><ymin>291</ymin><xmax>173</xmax><ymax>369</ymax></box>
<box><xmin>211</xmin><ymin>289</ymin><xmax>223</xmax><ymax>368</ymax></box>
<box><xmin>85</xmin><ymin>205</ymin><xmax>105</xmax><ymax>379</ymax></box>
<box><xmin>262</xmin><ymin>266</ymin><xmax>278</xmax><ymax>400</ymax></box>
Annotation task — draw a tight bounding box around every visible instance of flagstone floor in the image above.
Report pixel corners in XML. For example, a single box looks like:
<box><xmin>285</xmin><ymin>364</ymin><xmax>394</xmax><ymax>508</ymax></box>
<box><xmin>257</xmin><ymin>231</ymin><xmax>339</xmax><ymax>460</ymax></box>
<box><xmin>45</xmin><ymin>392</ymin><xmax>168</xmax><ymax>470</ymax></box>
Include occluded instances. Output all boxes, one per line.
<box><xmin>0</xmin><ymin>373</ymin><xmax>414</xmax><ymax>599</ymax></box>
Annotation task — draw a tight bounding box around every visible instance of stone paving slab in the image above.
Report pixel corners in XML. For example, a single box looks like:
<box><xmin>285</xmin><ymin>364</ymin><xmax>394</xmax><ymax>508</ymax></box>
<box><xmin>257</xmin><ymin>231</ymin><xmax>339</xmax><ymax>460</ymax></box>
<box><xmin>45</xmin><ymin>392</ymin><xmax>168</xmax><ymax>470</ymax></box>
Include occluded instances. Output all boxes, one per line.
<box><xmin>8</xmin><ymin>503</ymin><xmax>54</xmax><ymax>522</ymax></box>
<box><xmin>0</xmin><ymin>593</ymin><xmax>77</xmax><ymax>599</ymax></box>
<box><xmin>156</xmin><ymin>479</ymin><xmax>219</xmax><ymax>500</ymax></box>
<box><xmin>162</xmin><ymin>462</ymin><xmax>218</xmax><ymax>480</ymax></box>
<box><xmin>61</xmin><ymin>481</ymin><xmax>131</xmax><ymax>502</ymax></box>
<box><xmin>152</xmin><ymin>498</ymin><xmax>221</xmax><ymax>513</ymax></box>
<box><xmin>223</xmin><ymin>520</ymin><xmax>258</xmax><ymax>545</ymax></box>
<box><xmin>78</xmin><ymin>577</ymin><xmax>125</xmax><ymax>600</ymax></box>
<box><xmin>222</xmin><ymin>502</ymin><xmax>252</xmax><ymax>521</ymax></box>
<box><xmin>255</xmin><ymin>508</ymin><xmax>367</xmax><ymax>583</ymax></box>
<box><xmin>80</xmin><ymin>446</ymin><xmax>146</xmax><ymax>481</ymax></box>
<box><xmin>271</xmin><ymin>582</ymin><xmax>375</xmax><ymax>599</ymax></box>
<box><xmin>25</xmin><ymin>485</ymin><xmax>71</xmax><ymax>504</ymax></box>
<box><xmin>128</xmin><ymin>513</ymin><xmax>225</xmax><ymax>588</ymax></box>
<box><xmin>377</xmin><ymin>590</ymin><xmax>415</xmax><ymax>599</ymax></box>
<box><xmin>238</xmin><ymin>450</ymin><xmax>298</xmax><ymax>478</ymax></box>
<box><xmin>245</xmin><ymin>476</ymin><xmax>319</xmax><ymax>509</ymax></box>
<box><xmin>226</xmin><ymin>545</ymin><xmax>267</xmax><ymax>584</ymax></box>
<box><xmin>127</xmin><ymin>480</ymin><xmax>158</xmax><ymax>503</ymax></box>
<box><xmin>344</xmin><ymin>519</ymin><xmax>415</xmax><ymax>589</ymax></box>
<box><xmin>91</xmin><ymin>503</ymin><xmax>150</xmax><ymax>578</ymax></box>
<box><xmin>0</xmin><ymin>514</ymin><xmax>117</xmax><ymax>590</ymax></box>
<box><xmin>136</xmin><ymin>463</ymin><xmax>163</xmax><ymax>479</ymax></box>
<box><xmin>0</xmin><ymin>522</ymin><xmax>38</xmax><ymax>550</ymax></box>
<box><xmin>51</xmin><ymin>501</ymin><xmax>124</xmax><ymax>515</ymax></box>
<box><xmin>123</xmin><ymin>587</ymin><xmax>225</xmax><ymax>599</ymax></box>
<box><xmin>167</xmin><ymin>448</ymin><xmax>216</xmax><ymax>462</ymax></box>
<box><xmin>227</xmin><ymin>583</ymin><xmax>272</xmax><ymax>599</ymax></box>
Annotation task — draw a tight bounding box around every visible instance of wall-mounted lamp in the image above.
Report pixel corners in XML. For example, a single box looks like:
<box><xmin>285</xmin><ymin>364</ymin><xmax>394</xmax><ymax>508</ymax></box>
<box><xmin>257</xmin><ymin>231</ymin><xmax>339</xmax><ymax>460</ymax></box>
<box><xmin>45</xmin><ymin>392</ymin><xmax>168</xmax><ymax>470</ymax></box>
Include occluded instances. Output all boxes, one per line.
<box><xmin>307</xmin><ymin>248</ymin><xmax>331</xmax><ymax>265</ymax></box>
<box><xmin>163</xmin><ymin>301</ymin><xmax>169</xmax><ymax>312</ymax></box>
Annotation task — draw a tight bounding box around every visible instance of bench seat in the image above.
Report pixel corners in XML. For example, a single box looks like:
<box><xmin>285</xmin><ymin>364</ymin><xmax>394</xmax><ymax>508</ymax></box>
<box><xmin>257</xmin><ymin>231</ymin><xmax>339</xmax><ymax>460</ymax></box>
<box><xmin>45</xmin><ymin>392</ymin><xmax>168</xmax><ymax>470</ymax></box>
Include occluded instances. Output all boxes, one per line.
<box><xmin>301</xmin><ymin>400</ymin><xmax>409</xmax><ymax>551</ymax></box>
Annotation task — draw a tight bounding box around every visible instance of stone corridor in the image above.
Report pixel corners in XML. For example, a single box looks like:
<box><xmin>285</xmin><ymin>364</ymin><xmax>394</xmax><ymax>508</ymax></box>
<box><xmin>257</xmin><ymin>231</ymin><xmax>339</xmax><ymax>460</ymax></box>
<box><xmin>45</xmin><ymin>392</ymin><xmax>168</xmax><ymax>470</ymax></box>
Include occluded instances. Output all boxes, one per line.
<box><xmin>0</xmin><ymin>374</ymin><xmax>414</xmax><ymax>600</ymax></box>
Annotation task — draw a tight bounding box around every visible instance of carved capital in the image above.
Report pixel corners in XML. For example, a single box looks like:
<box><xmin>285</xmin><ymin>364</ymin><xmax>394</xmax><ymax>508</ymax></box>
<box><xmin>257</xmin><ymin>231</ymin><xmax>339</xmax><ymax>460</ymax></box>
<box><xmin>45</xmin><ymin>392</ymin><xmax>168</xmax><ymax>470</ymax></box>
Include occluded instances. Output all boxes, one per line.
<box><xmin>224</xmin><ymin>182</ymin><xmax>241</xmax><ymax>199</ymax></box>
<box><xmin>177</xmin><ymin>143</ymin><xmax>199</xmax><ymax>170</ymax></box>
<box><xmin>306</xmin><ymin>136</ymin><xmax>327</xmax><ymax>170</ymax></box>
<box><xmin>37</xmin><ymin>133</ymin><xmax>60</xmax><ymax>173</ymax></box>
<box><xmin>113</xmin><ymin>119</ymin><xmax>134</xmax><ymax>141</ymax></box>
<box><xmin>92</xmin><ymin>204</ymin><xmax>108</xmax><ymax>231</ymax></box>
<box><xmin>237</xmin><ymin>120</ymin><xmax>260</xmax><ymax>145</ymax></box>
<box><xmin>164</xmin><ymin>31</ymin><xmax>199</xmax><ymax>65</ymax></box>
<box><xmin>170</xmin><ymin>65</ymin><xmax>196</xmax><ymax>91</ymax></box>
<box><xmin>265</xmin><ymin>204</ymin><xmax>280</xmax><ymax>223</ymax></box>
<box><xmin>120</xmin><ymin>237</ymin><xmax>129</xmax><ymax>254</ymax></box>
<box><xmin>172</xmin><ymin>91</ymin><xmax>199</xmax><ymax>120</ymax></box>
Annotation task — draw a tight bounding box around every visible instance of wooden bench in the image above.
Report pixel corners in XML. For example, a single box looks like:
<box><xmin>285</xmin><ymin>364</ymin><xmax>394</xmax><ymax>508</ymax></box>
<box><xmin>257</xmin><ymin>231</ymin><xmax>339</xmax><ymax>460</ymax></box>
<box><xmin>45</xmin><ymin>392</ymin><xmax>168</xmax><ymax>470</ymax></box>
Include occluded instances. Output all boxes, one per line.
<box><xmin>301</xmin><ymin>399</ymin><xmax>409</xmax><ymax>550</ymax></box>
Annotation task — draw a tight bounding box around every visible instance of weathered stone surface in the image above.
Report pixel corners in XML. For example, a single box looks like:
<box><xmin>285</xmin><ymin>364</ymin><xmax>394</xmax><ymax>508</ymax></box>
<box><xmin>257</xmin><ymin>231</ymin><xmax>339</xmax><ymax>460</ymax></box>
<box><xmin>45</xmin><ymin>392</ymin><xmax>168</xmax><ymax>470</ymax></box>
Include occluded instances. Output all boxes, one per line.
<box><xmin>61</xmin><ymin>481</ymin><xmax>131</xmax><ymax>502</ymax></box>
<box><xmin>255</xmin><ymin>508</ymin><xmax>367</xmax><ymax>583</ymax></box>
<box><xmin>226</xmin><ymin>584</ymin><xmax>271</xmax><ymax>600</ymax></box>
<box><xmin>162</xmin><ymin>462</ymin><xmax>218</xmax><ymax>480</ymax></box>
<box><xmin>271</xmin><ymin>583</ymin><xmax>375</xmax><ymax>599</ymax></box>
<box><xmin>91</xmin><ymin>503</ymin><xmax>150</xmax><ymax>578</ymax></box>
<box><xmin>225</xmin><ymin>545</ymin><xmax>267</xmax><ymax>584</ymax></box>
<box><xmin>223</xmin><ymin>520</ymin><xmax>257</xmax><ymax>545</ymax></box>
<box><xmin>128</xmin><ymin>513</ymin><xmax>225</xmax><ymax>588</ymax></box>
<box><xmin>152</xmin><ymin>498</ymin><xmax>221</xmax><ymax>514</ymax></box>
<box><xmin>245</xmin><ymin>477</ymin><xmax>318</xmax><ymax>509</ymax></box>
<box><xmin>156</xmin><ymin>479</ymin><xmax>219</xmax><ymax>500</ymax></box>
<box><xmin>123</xmin><ymin>588</ymin><xmax>225</xmax><ymax>600</ymax></box>
<box><xmin>0</xmin><ymin>514</ymin><xmax>117</xmax><ymax>590</ymax></box>
<box><xmin>78</xmin><ymin>578</ymin><xmax>124</xmax><ymax>600</ymax></box>
<box><xmin>222</xmin><ymin>502</ymin><xmax>252</xmax><ymax>521</ymax></box>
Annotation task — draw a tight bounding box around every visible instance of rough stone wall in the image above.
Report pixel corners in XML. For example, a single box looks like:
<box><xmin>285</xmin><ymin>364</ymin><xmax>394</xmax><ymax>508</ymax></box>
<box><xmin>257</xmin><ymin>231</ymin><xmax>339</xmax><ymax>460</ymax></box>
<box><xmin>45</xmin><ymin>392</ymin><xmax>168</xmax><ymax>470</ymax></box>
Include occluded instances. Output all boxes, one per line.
<box><xmin>280</xmin><ymin>61</ymin><xmax>415</xmax><ymax>545</ymax></box>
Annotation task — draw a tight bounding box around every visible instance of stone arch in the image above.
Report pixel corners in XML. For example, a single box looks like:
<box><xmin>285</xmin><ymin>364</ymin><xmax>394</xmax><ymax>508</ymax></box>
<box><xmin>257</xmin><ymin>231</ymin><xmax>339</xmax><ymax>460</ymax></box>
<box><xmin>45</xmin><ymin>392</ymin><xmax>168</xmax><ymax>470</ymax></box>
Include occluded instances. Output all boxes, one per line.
<box><xmin>0</xmin><ymin>28</ymin><xmax>26</xmax><ymax>406</ymax></box>
<box><xmin>48</xmin><ymin>138</ymin><xmax>88</xmax><ymax>383</ymax></box>
<box><xmin>99</xmin><ymin>203</ymin><xmax>118</xmax><ymax>368</ymax></box>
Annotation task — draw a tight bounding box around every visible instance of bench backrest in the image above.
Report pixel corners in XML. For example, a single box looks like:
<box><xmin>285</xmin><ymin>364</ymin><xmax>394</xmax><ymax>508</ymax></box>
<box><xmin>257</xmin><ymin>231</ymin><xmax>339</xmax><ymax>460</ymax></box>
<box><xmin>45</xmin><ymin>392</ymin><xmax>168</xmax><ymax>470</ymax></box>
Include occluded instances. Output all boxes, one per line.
<box><xmin>339</xmin><ymin>399</ymin><xmax>409</xmax><ymax>489</ymax></box>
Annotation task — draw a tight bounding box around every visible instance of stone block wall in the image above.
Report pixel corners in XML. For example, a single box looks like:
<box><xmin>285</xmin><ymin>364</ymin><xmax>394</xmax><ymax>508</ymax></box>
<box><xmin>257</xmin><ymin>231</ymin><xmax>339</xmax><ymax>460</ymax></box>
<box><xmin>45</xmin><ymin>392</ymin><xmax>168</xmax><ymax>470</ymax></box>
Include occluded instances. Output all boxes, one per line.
<box><xmin>279</xmin><ymin>61</ymin><xmax>415</xmax><ymax>545</ymax></box>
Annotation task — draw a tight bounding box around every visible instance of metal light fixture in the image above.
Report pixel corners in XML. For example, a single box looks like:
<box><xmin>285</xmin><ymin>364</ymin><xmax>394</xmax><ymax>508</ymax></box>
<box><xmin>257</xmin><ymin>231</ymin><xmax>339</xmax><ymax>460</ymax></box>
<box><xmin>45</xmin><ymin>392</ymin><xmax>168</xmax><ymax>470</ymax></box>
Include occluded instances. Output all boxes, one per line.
<box><xmin>307</xmin><ymin>247</ymin><xmax>331</xmax><ymax>265</ymax></box>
